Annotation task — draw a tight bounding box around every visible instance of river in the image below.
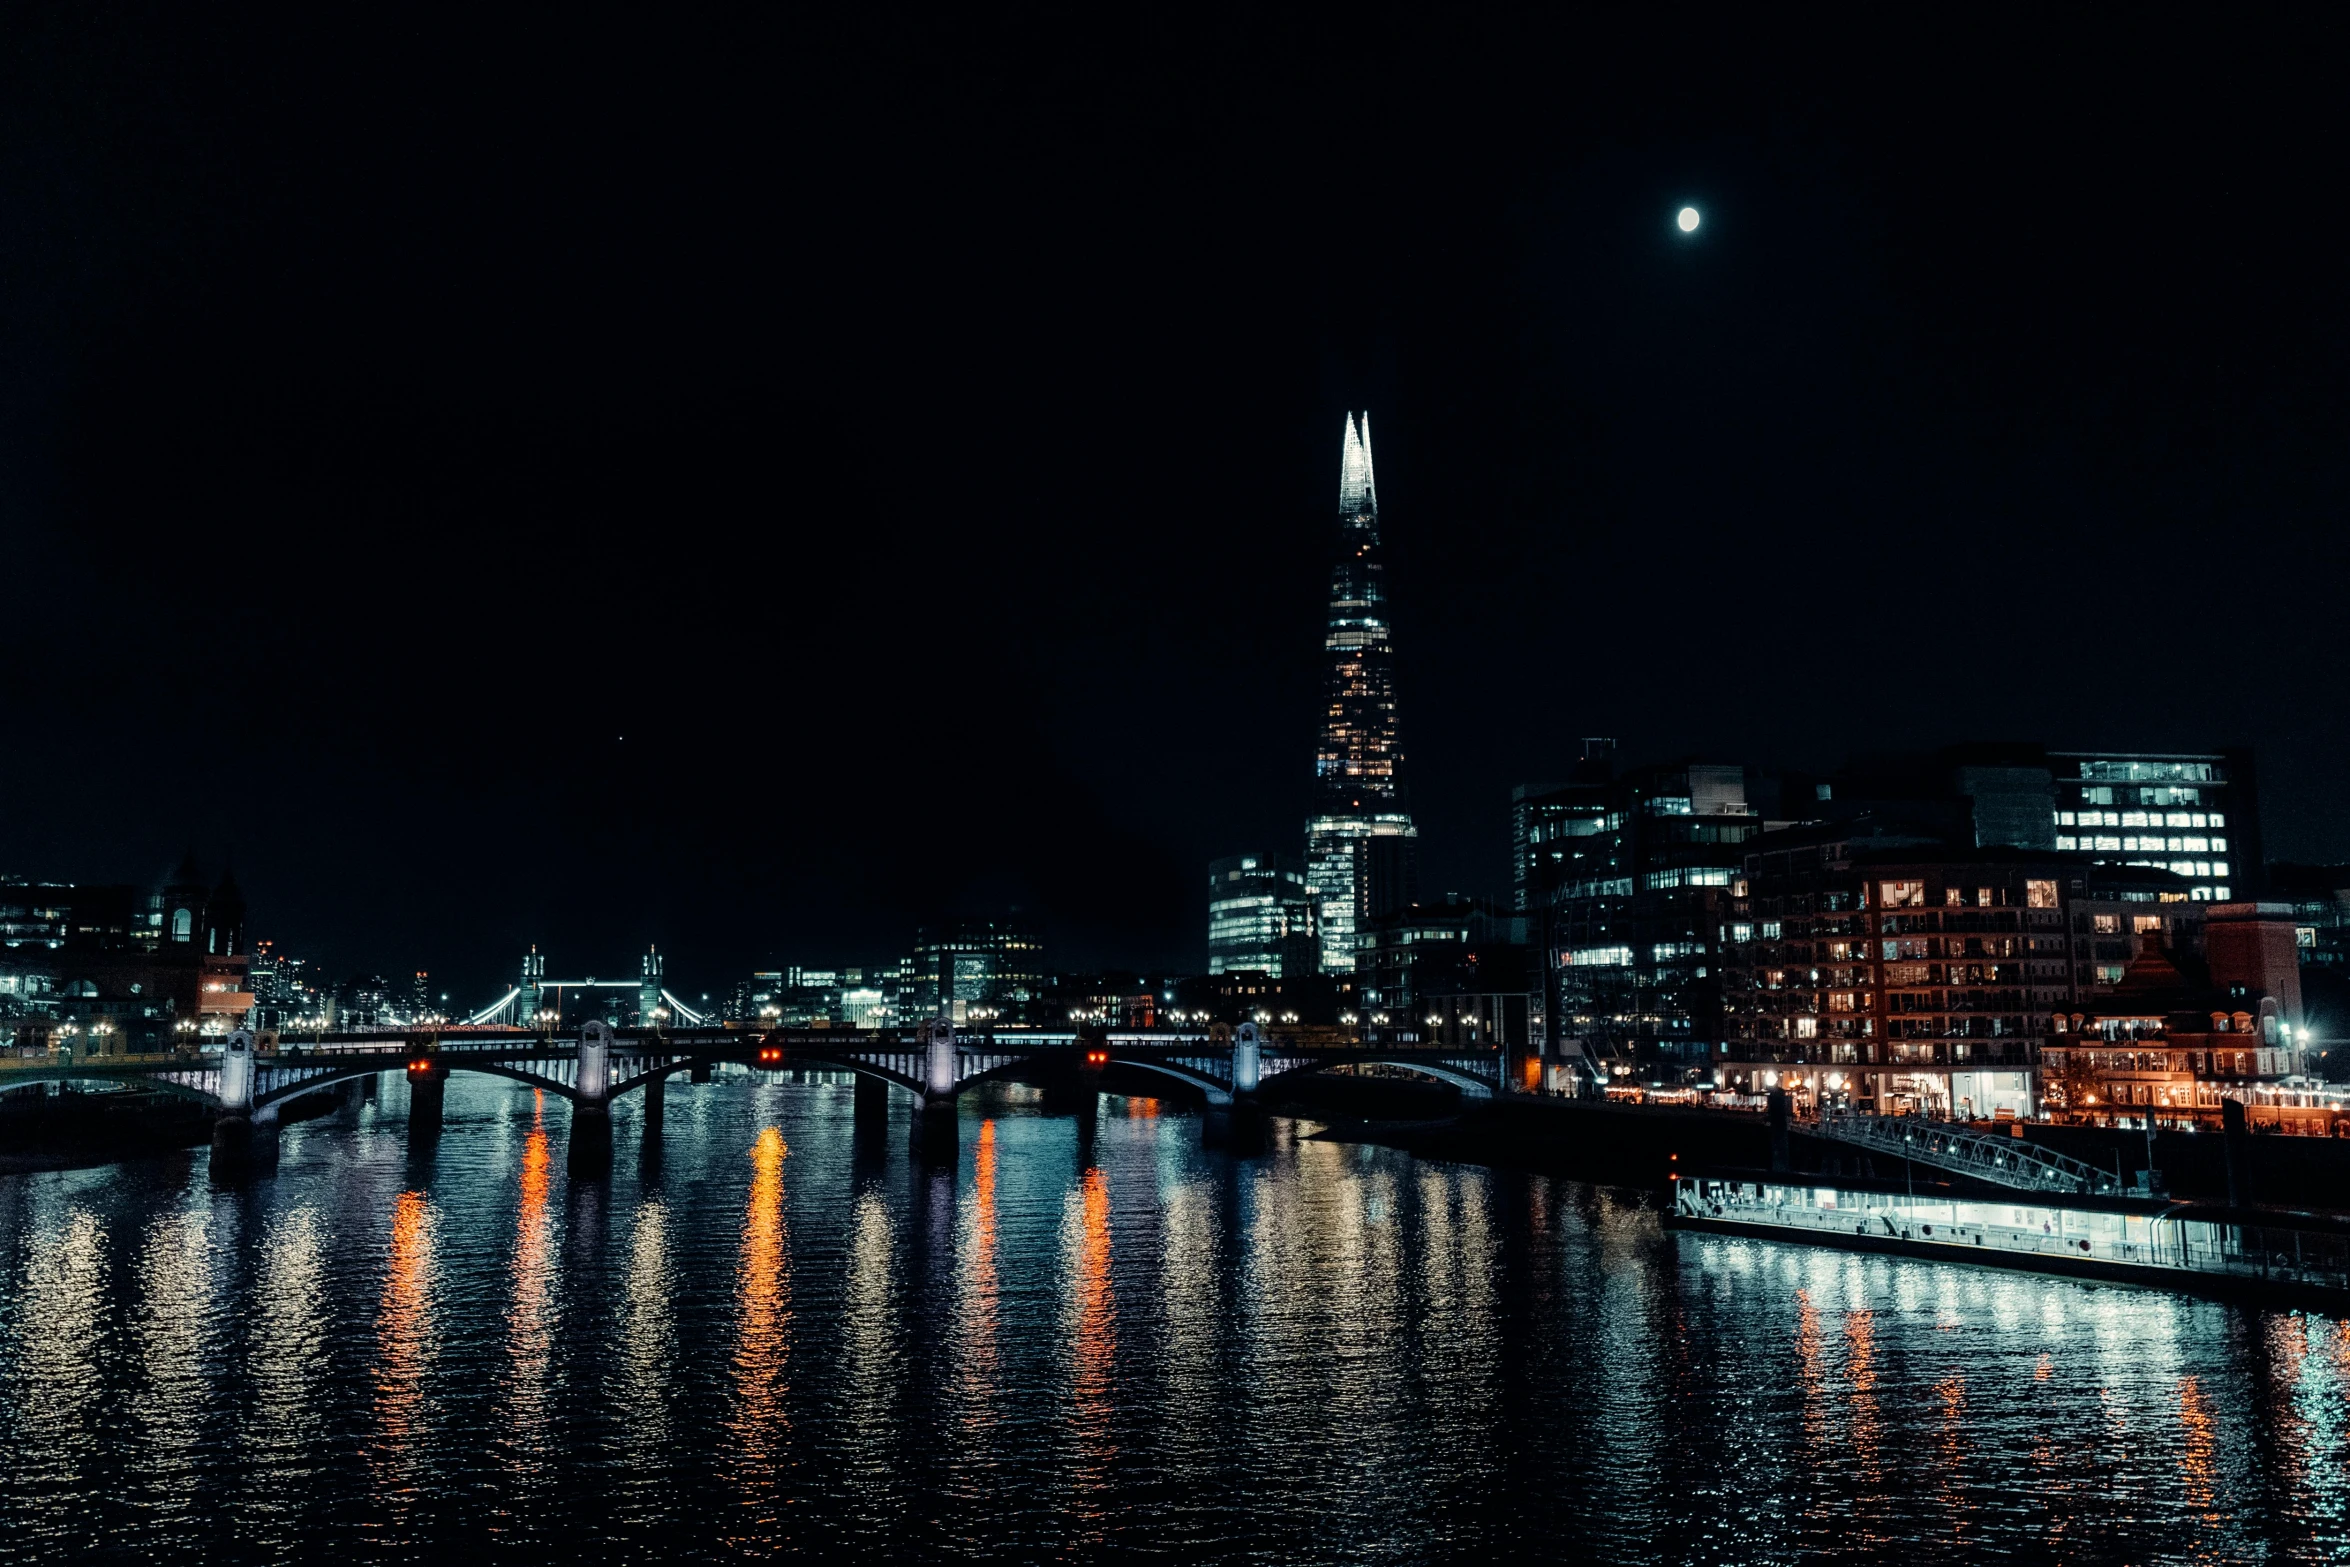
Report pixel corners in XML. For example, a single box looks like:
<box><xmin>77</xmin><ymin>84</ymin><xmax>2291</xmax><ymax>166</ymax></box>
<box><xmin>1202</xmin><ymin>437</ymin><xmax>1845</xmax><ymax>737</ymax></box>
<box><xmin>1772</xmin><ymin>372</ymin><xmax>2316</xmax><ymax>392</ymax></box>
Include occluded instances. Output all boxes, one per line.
<box><xmin>1</xmin><ymin>1072</ymin><xmax>2345</xmax><ymax>1563</ymax></box>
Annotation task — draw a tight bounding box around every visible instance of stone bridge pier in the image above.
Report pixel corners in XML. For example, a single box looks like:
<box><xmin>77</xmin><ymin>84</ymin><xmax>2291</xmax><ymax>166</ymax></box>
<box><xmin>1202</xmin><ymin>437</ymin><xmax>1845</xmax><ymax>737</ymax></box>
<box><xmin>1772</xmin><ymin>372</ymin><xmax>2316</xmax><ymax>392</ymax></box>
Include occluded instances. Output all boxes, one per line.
<box><xmin>909</xmin><ymin>1016</ymin><xmax>958</xmax><ymax>1162</ymax></box>
<box><xmin>569</xmin><ymin>1021</ymin><xmax>616</xmax><ymax>1176</ymax></box>
<box><xmin>406</xmin><ymin>1053</ymin><xmax>450</xmax><ymax>1150</ymax></box>
<box><xmin>209</xmin><ymin>1029</ymin><xmax>266</xmax><ymax>1173</ymax></box>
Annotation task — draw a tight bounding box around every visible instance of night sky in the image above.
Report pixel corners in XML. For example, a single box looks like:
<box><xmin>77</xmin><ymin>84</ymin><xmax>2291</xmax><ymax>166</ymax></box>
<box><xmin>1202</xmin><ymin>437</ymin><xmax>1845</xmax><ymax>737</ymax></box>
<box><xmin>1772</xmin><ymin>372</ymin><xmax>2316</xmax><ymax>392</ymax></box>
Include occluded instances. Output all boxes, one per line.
<box><xmin>4</xmin><ymin>11</ymin><xmax>2346</xmax><ymax>1005</ymax></box>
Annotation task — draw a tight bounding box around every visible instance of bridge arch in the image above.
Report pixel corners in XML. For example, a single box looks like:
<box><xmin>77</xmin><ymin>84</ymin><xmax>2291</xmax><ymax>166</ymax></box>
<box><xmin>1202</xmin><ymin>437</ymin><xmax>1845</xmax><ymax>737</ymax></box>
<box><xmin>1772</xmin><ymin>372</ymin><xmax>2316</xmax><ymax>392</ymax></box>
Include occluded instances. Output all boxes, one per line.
<box><xmin>250</xmin><ymin>1058</ymin><xmax>585</xmax><ymax>1113</ymax></box>
<box><xmin>1100</xmin><ymin>1058</ymin><xmax>1233</xmax><ymax>1106</ymax></box>
<box><xmin>1261</xmin><ymin>1058</ymin><xmax>1494</xmax><ymax>1099</ymax></box>
<box><xmin>0</xmin><ymin>1065</ymin><xmax>225</xmax><ymax>1108</ymax></box>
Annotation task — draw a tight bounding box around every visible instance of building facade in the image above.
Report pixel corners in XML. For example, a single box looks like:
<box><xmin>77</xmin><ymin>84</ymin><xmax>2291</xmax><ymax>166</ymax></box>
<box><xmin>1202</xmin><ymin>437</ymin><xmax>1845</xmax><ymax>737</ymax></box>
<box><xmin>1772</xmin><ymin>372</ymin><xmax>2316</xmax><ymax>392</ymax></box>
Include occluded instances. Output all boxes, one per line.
<box><xmin>2048</xmin><ymin>750</ymin><xmax>2257</xmax><ymax>903</ymax></box>
<box><xmin>1303</xmin><ymin>412</ymin><xmax>1417</xmax><ymax>973</ymax></box>
<box><xmin>1206</xmin><ymin>853</ymin><xmax>1319</xmax><ymax>977</ymax></box>
<box><xmin>2040</xmin><ymin>903</ymin><xmax>2311</xmax><ymax>1125</ymax></box>
<box><xmin>900</xmin><ymin>920</ymin><xmax>1045</xmax><ymax>1026</ymax></box>
<box><xmin>1521</xmin><ymin>758</ymin><xmax>1760</xmax><ymax>1075</ymax></box>
<box><xmin>1720</xmin><ymin>841</ymin><xmax>2078</xmax><ymax>1119</ymax></box>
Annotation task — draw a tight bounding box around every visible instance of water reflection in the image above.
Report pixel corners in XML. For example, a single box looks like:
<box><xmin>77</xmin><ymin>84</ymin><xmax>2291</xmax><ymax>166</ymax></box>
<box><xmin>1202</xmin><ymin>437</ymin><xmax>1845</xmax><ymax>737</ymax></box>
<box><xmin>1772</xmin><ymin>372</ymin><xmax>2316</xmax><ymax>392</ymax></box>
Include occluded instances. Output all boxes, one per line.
<box><xmin>1063</xmin><ymin>1165</ymin><xmax>1116</xmax><ymax>1535</ymax></box>
<box><xmin>133</xmin><ymin>1203</ymin><xmax>219</xmax><ymax>1499</ymax></box>
<box><xmin>371</xmin><ymin>1190</ymin><xmax>437</xmax><ymax>1503</ymax></box>
<box><xmin>953</xmin><ymin>1119</ymin><xmax>1000</xmax><ymax>1418</ymax></box>
<box><xmin>1</xmin><ymin>1078</ymin><xmax>2347</xmax><ymax>1562</ymax></box>
<box><xmin>9</xmin><ymin>1203</ymin><xmax>109</xmax><ymax>1523</ymax></box>
<box><xmin>616</xmin><ymin>1198</ymin><xmax>674</xmax><ymax>1460</ymax></box>
<box><xmin>501</xmin><ymin>1095</ymin><xmax>559</xmax><ymax>1486</ymax></box>
<box><xmin>250</xmin><ymin>1206</ymin><xmax>328</xmax><ymax>1486</ymax></box>
<box><xmin>1843</xmin><ymin>1308</ymin><xmax>1881</xmax><ymax>1496</ymax></box>
<box><xmin>727</xmin><ymin>1125</ymin><xmax>791</xmax><ymax>1539</ymax></box>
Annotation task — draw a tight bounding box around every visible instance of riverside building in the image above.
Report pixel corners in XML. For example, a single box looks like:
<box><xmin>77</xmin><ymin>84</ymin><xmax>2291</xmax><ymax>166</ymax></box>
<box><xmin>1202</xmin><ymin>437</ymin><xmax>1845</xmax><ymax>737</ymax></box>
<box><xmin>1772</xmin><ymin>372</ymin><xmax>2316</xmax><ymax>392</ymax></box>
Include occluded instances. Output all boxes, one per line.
<box><xmin>1720</xmin><ymin>833</ymin><xmax>2077</xmax><ymax>1120</ymax></box>
<box><xmin>1519</xmin><ymin>757</ymin><xmax>1759</xmax><ymax>1077</ymax></box>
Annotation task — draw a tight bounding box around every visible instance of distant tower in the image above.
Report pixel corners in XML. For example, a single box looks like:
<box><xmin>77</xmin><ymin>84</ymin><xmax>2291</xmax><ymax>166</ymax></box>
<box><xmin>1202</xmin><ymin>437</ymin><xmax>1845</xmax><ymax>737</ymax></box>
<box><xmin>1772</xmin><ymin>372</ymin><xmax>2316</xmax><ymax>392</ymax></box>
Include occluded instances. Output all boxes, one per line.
<box><xmin>205</xmin><ymin>867</ymin><xmax>246</xmax><ymax>957</ymax></box>
<box><xmin>639</xmin><ymin>946</ymin><xmax>664</xmax><ymax>1026</ymax></box>
<box><xmin>157</xmin><ymin>851</ymin><xmax>208</xmax><ymax>948</ymax></box>
<box><xmin>520</xmin><ymin>945</ymin><xmax>545</xmax><ymax>1025</ymax></box>
<box><xmin>1303</xmin><ymin>412</ymin><xmax>1418</xmax><ymax>972</ymax></box>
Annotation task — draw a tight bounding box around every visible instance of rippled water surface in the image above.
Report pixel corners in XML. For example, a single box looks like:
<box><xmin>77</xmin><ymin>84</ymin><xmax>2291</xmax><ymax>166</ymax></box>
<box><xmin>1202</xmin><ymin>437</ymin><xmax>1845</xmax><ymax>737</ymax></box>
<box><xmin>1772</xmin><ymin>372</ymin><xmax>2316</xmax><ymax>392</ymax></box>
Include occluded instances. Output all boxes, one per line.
<box><xmin>3</xmin><ymin>1073</ymin><xmax>2348</xmax><ymax>1564</ymax></box>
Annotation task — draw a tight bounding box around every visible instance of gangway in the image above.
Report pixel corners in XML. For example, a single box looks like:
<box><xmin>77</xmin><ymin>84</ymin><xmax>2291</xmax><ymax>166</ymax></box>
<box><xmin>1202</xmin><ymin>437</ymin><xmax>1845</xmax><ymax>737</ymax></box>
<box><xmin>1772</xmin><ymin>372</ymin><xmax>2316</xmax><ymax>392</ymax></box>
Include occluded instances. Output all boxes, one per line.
<box><xmin>1810</xmin><ymin>1112</ymin><xmax>2123</xmax><ymax>1197</ymax></box>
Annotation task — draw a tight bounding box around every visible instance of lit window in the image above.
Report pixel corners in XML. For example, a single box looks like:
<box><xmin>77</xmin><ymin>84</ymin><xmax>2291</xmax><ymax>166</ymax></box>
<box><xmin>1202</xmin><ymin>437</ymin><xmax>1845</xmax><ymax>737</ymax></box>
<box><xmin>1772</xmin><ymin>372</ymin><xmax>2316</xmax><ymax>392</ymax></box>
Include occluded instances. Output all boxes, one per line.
<box><xmin>2095</xmin><ymin>836</ymin><xmax>2122</xmax><ymax>851</ymax></box>
<box><xmin>2209</xmin><ymin>812</ymin><xmax>2225</xmax><ymax>828</ymax></box>
<box><xmin>1795</xmin><ymin>1016</ymin><xmax>1819</xmax><ymax>1039</ymax></box>
<box><xmin>2026</xmin><ymin>880</ymin><xmax>2058</xmax><ymax>908</ymax></box>
<box><xmin>2212</xmin><ymin>862</ymin><xmax>2228</xmax><ymax>878</ymax></box>
<box><xmin>2093</xmin><ymin>914</ymin><xmax>2120</xmax><ymax>934</ymax></box>
<box><xmin>1879</xmin><ymin>881</ymin><xmax>1924</xmax><ymax>909</ymax></box>
<box><xmin>2055</xmin><ymin>835</ymin><xmax>2078</xmax><ymax>850</ymax></box>
<box><xmin>2056</xmin><ymin>810</ymin><xmax>2075</xmax><ymax>826</ymax></box>
<box><xmin>1944</xmin><ymin>887</ymin><xmax>1964</xmax><ymax>907</ymax></box>
<box><xmin>2211</xmin><ymin>837</ymin><xmax>2227</xmax><ymax>852</ymax></box>
<box><xmin>2121</xmin><ymin>811</ymin><xmax>2149</xmax><ymax>828</ymax></box>
<box><xmin>2182</xmin><ymin>836</ymin><xmax>2208</xmax><ymax>853</ymax></box>
<box><xmin>1977</xmin><ymin>888</ymin><xmax>1993</xmax><ymax>907</ymax></box>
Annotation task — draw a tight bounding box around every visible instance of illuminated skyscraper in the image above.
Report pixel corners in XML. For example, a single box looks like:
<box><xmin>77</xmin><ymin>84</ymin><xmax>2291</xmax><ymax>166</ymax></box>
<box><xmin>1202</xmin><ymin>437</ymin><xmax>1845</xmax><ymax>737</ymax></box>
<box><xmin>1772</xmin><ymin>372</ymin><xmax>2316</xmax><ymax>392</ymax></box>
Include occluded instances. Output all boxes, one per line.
<box><xmin>1304</xmin><ymin>412</ymin><xmax>1417</xmax><ymax>972</ymax></box>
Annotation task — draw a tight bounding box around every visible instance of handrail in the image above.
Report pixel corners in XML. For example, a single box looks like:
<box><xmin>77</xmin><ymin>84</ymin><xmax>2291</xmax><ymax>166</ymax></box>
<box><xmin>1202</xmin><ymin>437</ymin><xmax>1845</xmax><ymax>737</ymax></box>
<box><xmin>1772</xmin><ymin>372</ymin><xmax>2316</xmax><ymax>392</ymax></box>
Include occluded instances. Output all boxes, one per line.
<box><xmin>1811</xmin><ymin>1112</ymin><xmax>2122</xmax><ymax>1196</ymax></box>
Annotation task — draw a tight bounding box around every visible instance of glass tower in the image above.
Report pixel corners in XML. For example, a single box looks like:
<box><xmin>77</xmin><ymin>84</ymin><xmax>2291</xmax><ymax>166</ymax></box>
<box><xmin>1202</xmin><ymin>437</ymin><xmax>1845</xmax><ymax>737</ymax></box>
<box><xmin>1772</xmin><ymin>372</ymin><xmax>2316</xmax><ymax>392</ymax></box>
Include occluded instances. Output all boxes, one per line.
<box><xmin>1207</xmin><ymin>853</ymin><xmax>1319</xmax><ymax>977</ymax></box>
<box><xmin>1304</xmin><ymin>412</ymin><xmax>1417</xmax><ymax>973</ymax></box>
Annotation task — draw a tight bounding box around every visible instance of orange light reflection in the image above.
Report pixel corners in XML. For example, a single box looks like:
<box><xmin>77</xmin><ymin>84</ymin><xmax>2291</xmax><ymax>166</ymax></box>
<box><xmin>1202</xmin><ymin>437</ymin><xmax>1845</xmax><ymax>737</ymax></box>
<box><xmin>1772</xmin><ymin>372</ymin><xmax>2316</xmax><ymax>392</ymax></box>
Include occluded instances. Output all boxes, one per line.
<box><xmin>371</xmin><ymin>1191</ymin><xmax>435</xmax><ymax>1501</ymax></box>
<box><xmin>727</xmin><ymin>1127</ymin><xmax>791</xmax><ymax>1536</ymax></box>
<box><xmin>1066</xmin><ymin>1164</ymin><xmax>1117</xmax><ymax>1536</ymax></box>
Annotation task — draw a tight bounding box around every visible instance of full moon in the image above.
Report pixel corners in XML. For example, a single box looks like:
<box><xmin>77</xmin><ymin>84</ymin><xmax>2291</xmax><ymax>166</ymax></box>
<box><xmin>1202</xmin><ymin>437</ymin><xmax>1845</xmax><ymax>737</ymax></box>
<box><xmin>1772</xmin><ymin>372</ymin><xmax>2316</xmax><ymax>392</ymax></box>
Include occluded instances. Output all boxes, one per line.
<box><xmin>1677</xmin><ymin>206</ymin><xmax>1701</xmax><ymax>233</ymax></box>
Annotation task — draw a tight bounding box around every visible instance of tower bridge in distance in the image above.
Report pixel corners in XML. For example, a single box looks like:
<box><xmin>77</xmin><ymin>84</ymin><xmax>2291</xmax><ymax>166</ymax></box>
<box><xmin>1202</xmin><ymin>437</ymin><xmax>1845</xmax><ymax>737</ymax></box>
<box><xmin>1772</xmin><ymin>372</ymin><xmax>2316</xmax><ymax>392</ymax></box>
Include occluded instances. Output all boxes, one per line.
<box><xmin>459</xmin><ymin>945</ymin><xmax>712</xmax><ymax>1029</ymax></box>
<box><xmin>0</xmin><ymin>1017</ymin><xmax>1519</xmax><ymax>1175</ymax></box>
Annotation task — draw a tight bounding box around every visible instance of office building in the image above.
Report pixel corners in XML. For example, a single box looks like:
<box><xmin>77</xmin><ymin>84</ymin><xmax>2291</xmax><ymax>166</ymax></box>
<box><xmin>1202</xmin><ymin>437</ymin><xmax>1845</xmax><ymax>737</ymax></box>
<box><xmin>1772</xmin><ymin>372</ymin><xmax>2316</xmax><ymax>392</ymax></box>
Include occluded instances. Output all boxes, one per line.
<box><xmin>2048</xmin><ymin>750</ymin><xmax>2259</xmax><ymax>903</ymax></box>
<box><xmin>1518</xmin><ymin>757</ymin><xmax>1760</xmax><ymax>1074</ymax></box>
<box><xmin>901</xmin><ymin>919</ymin><xmax>1045</xmax><ymax>1025</ymax></box>
<box><xmin>1206</xmin><ymin>853</ymin><xmax>1319</xmax><ymax>977</ymax></box>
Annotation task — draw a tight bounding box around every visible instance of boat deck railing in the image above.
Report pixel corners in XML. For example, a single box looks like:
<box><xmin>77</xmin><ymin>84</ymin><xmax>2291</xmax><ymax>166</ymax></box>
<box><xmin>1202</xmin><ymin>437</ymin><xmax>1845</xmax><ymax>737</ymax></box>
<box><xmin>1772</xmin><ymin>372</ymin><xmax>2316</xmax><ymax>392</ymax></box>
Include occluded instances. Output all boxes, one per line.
<box><xmin>1678</xmin><ymin>1180</ymin><xmax>2350</xmax><ymax>1297</ymax></box>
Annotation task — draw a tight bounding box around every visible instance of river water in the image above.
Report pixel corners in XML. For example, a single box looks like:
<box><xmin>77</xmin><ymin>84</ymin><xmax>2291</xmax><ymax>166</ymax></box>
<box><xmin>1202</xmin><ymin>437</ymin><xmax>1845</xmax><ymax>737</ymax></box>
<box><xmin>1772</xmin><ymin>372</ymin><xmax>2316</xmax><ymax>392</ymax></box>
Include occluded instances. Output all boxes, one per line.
<box><xmin>1</xmin><ymin>1072</ymin><xmax>2346</xmax><ymax>1564</ymax></box>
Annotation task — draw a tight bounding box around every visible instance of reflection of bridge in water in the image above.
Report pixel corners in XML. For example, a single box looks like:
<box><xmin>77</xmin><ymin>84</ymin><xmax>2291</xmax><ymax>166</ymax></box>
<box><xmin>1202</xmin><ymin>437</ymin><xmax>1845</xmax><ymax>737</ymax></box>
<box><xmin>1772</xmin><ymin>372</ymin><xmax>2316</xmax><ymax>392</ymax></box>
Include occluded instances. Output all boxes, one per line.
<box><xmin>0</xmin><ymin>1020</ymin><xmax>1514</xmax><ymax>1174</ymax></box>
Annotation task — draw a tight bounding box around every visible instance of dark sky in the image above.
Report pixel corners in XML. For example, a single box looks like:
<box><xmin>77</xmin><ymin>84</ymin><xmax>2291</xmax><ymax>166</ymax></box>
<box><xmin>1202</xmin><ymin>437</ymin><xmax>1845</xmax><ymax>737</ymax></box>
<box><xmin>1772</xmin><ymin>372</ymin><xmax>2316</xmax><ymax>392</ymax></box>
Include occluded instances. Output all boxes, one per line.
<box><xmin>4</xmin><ymin>9</ymin><xmax>2347</xmax><ymax>1007</ymax></box>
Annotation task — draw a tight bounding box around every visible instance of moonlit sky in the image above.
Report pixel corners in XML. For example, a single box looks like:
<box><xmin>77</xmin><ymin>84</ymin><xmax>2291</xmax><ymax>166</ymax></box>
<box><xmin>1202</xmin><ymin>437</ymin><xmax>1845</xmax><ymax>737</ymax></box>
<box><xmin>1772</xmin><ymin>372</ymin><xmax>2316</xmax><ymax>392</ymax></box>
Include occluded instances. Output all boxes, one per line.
<box><xmin>1</xmin><ymin>12</ymin><xmax>2345</xmax><ymax>998</ymax></box>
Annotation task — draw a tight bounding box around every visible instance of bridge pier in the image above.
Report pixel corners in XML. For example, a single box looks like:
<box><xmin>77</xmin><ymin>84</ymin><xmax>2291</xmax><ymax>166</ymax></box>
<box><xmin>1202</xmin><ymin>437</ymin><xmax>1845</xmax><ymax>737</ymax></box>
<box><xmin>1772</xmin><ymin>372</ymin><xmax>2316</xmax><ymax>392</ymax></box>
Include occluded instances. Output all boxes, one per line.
<box><xmin>690</xmin><ymin>1058</ymin><xmax>713</xmax><ymax>1085</ymax></box>
<box><xmin>210</xmin><ymin>1113</ymin><xmax>256</xmax><ymax>1171</ymax></box>
<box><xmin>209</xmin><ymin>1028</ymin><xmax>266</xmax><ymax>1176</ymax></box>
<box><xmin>407</xmin><ymin>1062</ymin><xmax>449</xmax><ymax>1147</ymax></box>
<box><xmin>568</xmin><ymin>1100</ymin><xmax>614</xmax><ymax>1177</ymax></box>
<box><xmin>568</xmin><ymin>1022</ymin><xmax>616</xmax><ymax>1177</ymax></box>
<box><xmin>1231</xmin><ymin>1022</ymin><xmax>1262</xmax><ymax>1099</ymax></box>
<box><xmin>854</xmin><ymin>1072</ymin><xmax>891</xmax><ymax>1125</ymax></box>
<box><xmin>910</xmin><ymin>1095</ymin><xmax>958</xmax><ymax>1162</ymax></box>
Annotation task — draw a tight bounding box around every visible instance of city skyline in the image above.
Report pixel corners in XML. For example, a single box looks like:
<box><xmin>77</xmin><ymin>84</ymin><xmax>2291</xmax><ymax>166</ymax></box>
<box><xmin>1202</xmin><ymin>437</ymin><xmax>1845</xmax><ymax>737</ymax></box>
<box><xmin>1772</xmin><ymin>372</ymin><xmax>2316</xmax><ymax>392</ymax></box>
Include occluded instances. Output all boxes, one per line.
<box><xmin>2</xmin><ymin>13</ymin><xmax>2344</xmax><ymax>1001</ymax></box>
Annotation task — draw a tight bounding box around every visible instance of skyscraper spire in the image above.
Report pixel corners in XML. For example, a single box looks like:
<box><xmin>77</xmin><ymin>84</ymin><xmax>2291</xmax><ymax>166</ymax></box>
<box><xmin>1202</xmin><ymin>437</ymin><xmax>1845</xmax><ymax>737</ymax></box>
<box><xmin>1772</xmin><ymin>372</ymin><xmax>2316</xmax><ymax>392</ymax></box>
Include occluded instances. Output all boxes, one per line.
<box><xmin>1304</xmin><ymin>410</ymin><xmax>1417</xmax><ymax>974</ymax></box>
<box><xmin>1339</xmin><ymin>410</ymin><xmax>1377</xmax><ymax>523</ymax></box>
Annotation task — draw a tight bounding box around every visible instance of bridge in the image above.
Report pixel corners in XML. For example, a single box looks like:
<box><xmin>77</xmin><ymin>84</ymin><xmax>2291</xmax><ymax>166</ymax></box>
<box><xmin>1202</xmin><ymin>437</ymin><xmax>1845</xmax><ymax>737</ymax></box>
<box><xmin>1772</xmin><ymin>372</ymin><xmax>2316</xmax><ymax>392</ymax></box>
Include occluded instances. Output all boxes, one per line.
<box><xmin>0</xmin><ymin>1020</ymin><xmax>1514</xmax><ymax>1174</ymax></box>
<box><xmin>460</xmin><ymin>945</ymin><xmax>711</xmax><ymax>1028</ymax></box>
